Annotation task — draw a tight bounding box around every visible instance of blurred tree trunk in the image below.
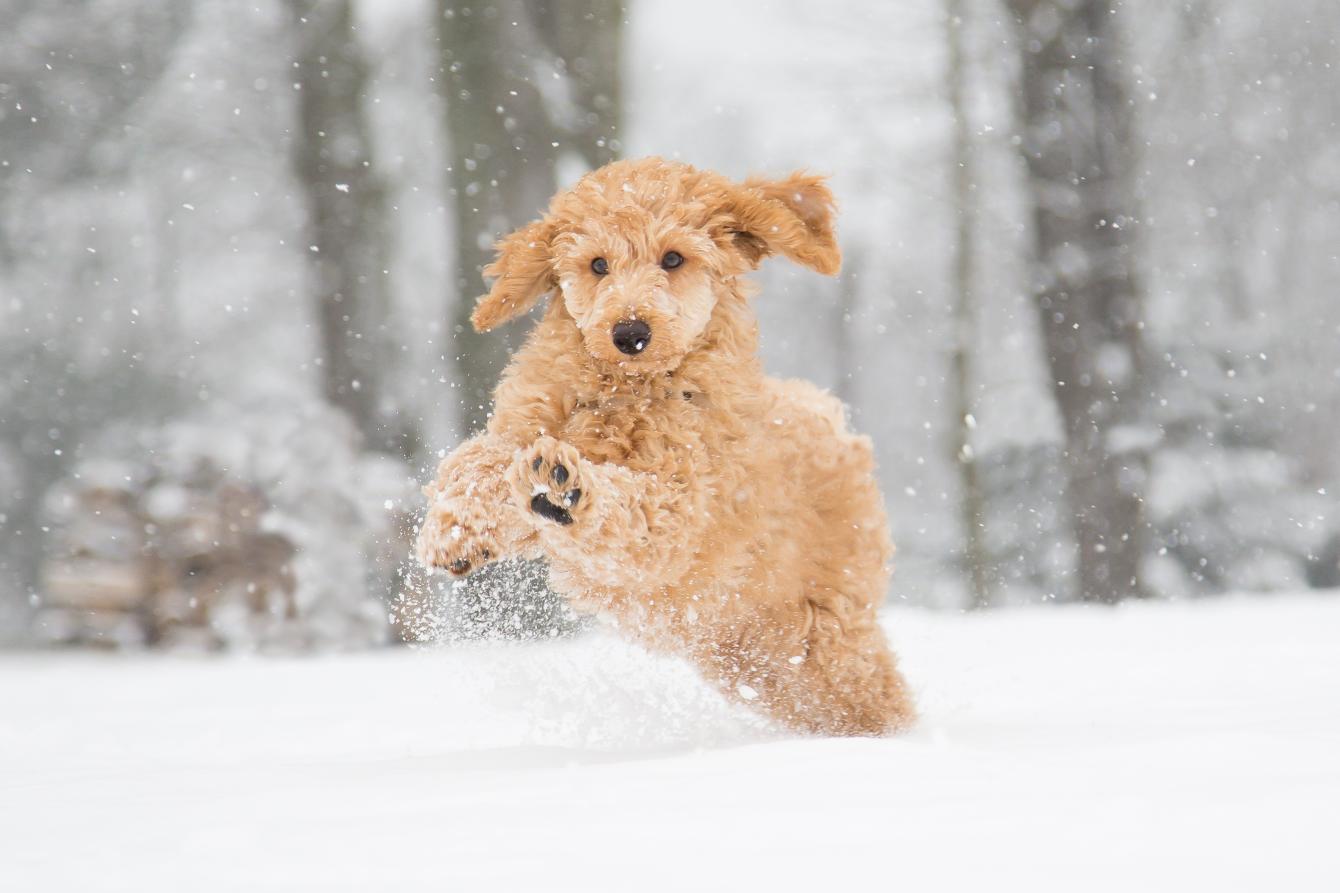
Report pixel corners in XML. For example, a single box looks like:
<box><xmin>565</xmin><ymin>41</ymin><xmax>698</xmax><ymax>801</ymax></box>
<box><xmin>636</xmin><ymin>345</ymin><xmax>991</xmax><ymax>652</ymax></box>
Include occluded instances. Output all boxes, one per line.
<box><xmin>1008</xmin><ymin>0</ymin><xmax>1150</xmax><ymax>603</ymax></box>
<box><xmin>436</xmin><ymin>0</ymin><xmax>623</xmax><ymax>436</ymax></box>
<box><xmin>289</xmin><ymin>0</ymin><xmax>415</xmax><ymax>457</ymax></box>
<box><xmin>831</xmin><ymin>247</ymin><xmax>862</xmax><ymax>408</ymax></box>
<box><xmin>534</xmin><ymin>1</ymin><xmax>624</xmax><ymax>170</ymax></box>
<box><xmin>945</xmin><ymin>0</ymin><xmax>993</xmax><ymax>609</ymax></box>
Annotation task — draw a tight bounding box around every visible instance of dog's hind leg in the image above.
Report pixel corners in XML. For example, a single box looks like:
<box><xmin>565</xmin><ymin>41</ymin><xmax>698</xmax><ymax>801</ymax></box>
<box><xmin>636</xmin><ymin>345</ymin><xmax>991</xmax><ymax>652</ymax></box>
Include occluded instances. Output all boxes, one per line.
<box><xmin>780</xmin><ymin>607</ymin><xmax>915</xmax><ymax>735</ymax></box>
<box><xmin>704</xmin><ymin>595</ymin><xmax>915</xmax><ymax>736</ymax></box>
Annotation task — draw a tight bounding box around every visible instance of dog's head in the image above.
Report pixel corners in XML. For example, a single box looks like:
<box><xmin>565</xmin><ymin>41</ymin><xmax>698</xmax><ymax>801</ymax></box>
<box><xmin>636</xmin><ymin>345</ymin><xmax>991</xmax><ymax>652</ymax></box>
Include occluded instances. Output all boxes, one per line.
<box><xmin>470</xmin><ymin>157</ymin><xmax>841</xmax><ymax>374</ymax></box>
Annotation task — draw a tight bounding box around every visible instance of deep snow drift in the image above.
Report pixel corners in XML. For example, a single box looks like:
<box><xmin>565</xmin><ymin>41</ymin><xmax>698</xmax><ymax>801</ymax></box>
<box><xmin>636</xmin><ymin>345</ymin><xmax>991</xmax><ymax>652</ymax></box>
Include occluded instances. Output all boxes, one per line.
<box><xmin>3</xmin><ymin>596</ymin><xmax>1337</xmax><ymax>891</ymax></box>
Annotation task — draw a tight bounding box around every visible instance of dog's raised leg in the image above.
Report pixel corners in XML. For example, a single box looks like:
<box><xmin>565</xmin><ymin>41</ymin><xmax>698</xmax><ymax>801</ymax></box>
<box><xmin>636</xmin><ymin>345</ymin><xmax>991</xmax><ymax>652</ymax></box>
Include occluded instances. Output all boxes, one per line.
<box><xmin>507</xmin><ymin>435</ymin><xmax>702</xmax><ymax>591</ymax></box>
<box><xmin>416</xmin><ymin>433</ymin><xmax>537</xmax><ymax>576</ymax></box>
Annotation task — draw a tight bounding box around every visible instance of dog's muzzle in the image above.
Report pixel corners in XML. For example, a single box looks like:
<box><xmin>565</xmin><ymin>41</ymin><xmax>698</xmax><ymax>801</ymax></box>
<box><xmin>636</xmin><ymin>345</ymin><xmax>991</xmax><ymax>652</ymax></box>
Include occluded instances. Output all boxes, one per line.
<box><xmin>611</xmin><ymin>320</ymin><xmax>651</xmax><ymax>356</ymax></box>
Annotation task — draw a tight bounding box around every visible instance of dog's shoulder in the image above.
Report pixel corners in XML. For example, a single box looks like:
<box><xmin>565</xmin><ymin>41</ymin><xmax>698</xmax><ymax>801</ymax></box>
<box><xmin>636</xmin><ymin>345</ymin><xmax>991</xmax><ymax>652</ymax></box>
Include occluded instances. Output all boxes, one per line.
<box><xmin>765</xmin><ymin>377</ymin><xmax>851</xmax><ymax>437</ymax></box>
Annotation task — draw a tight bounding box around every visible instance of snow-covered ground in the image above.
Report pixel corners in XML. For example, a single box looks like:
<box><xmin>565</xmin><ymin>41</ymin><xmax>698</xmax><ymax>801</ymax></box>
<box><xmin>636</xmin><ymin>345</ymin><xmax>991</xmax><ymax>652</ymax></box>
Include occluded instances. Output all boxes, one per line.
<box><xmin>3</xmin><ymin>596</ymin><xmax>1338</xmax><ymax>892</ymax></box>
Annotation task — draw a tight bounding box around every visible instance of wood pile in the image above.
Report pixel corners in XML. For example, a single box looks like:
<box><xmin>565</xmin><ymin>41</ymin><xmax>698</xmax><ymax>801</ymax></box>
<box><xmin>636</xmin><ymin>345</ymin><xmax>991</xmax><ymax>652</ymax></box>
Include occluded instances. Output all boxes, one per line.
<box><xmin>37</xmin><ymin>458</ymin><xmax>296</xmax><ymax>649</ymax></box>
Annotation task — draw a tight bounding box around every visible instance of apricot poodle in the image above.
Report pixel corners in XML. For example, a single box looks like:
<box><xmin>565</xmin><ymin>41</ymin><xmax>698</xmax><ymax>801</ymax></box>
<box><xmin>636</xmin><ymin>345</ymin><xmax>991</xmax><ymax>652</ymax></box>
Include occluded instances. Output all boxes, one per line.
<box><xmin>416</xmin><ymin>157</ymin><xmax>914</xmax><ymax>735</ymax></box>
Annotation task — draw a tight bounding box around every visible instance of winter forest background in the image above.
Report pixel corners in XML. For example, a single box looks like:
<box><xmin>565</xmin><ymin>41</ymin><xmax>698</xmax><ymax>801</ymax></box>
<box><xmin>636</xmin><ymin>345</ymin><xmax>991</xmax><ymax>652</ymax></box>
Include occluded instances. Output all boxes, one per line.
<box><xmin>1</xmin><ymin>0</ymin><xmax>1337</xmax><ymax>651</ymax></box>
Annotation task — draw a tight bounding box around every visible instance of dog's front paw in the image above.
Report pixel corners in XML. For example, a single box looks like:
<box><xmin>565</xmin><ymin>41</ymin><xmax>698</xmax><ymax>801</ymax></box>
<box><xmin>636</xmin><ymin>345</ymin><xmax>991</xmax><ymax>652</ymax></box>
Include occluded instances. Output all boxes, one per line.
<box><xmin>415</xmin><ymin>497</ymin><xmax>501</xmax><ymax>576</ymax></box>
<box><xmin>509</xmin><ymin>435</ymin><xmax>588</xmax><ymax>527</ymax></box>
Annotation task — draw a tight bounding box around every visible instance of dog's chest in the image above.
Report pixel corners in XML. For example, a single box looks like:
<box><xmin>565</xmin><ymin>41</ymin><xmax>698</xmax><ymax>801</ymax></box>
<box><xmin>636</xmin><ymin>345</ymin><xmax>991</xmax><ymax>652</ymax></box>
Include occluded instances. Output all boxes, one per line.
<box><xmin>561</xmin><ymin>388</ymin><xmax>706</xmax><ymax>467</ymax></box>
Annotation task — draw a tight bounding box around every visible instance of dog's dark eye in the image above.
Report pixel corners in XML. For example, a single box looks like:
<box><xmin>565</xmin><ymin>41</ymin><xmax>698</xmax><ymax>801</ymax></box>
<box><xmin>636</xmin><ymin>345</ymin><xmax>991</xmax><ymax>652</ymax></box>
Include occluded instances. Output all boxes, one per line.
<box><xmin>661</xmin><ymin>251</ymin><xmax>684</xmax><ymax>270</ymax></box>
<box><xmin>591</xmin><ymin>257</ymin><xmax>609</xmax><ymax>276</ymax></box>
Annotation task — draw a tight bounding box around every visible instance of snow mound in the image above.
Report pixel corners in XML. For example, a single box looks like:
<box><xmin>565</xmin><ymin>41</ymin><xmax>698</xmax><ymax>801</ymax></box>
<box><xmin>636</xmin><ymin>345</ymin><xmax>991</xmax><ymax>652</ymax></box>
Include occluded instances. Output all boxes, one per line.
<box><xmin>2</xmin><ymin>595</ymin><xmax>1337</xmax><ymax>891</ymax></box>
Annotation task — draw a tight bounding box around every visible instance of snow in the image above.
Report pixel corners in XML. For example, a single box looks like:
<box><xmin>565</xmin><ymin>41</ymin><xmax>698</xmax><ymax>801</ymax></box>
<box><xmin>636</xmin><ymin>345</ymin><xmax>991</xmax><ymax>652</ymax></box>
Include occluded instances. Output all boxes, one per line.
<box><xmin>3</xmin><ymin>595</ymin><xmax>1338</xmax><ymax>891</ymax></box>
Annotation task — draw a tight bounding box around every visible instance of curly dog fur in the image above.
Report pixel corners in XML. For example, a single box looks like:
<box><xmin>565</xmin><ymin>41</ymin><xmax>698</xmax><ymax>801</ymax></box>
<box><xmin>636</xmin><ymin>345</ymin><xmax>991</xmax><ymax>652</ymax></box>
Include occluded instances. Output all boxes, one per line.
<box><xmin>416</xmin><ymin>157</ymin><xmax>914</xmax><ymax>735</ymax></box>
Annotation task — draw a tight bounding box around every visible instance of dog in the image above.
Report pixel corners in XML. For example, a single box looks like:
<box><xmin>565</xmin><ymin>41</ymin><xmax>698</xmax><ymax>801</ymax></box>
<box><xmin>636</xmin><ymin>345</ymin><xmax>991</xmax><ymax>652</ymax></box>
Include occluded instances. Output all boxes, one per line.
<box><xmin>416</xmin><ymin>157</ymin><xmax>914</xmax><ymax>735</ymax></box>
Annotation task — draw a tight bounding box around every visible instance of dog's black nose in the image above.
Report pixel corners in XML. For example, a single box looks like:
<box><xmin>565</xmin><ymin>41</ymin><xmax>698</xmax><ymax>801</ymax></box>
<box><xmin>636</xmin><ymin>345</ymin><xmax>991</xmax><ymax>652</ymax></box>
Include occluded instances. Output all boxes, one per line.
<box><xmin>611</xmin><ymin>320</ymin><xmax>651</xmax><ymax>356</ymax></box>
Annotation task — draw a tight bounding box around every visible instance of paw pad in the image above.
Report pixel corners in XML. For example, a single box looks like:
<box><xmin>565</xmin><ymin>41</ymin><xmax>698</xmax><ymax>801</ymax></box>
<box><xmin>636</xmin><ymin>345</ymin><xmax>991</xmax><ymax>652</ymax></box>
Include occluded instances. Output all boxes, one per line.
<box><xmin>530</xmin><ymin>493</ymin><xmax>575</xmax><ymax>525</ymax></box>
<box><xmin>522</xmin><ymin>442</ymin><xmax>585</xmax><ymax>526</ymax></box>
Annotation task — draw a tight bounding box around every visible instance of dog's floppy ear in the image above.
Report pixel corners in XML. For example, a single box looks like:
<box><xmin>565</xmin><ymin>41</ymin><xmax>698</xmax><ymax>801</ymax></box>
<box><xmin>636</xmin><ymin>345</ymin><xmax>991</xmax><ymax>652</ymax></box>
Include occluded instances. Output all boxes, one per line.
<box><xmin>716</xmin><ymin>171</ymin><xmax>842</xmax><ymax>276</ymax></box>
<box><xmin>470</xmin><ymin>217</ymin><xmax>557</xmax><ymax>332</ymax></box>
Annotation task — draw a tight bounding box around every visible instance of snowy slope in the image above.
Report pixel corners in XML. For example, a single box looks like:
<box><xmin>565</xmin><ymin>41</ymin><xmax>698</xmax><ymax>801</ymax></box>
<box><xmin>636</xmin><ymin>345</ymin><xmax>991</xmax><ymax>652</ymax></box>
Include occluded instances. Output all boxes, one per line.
<box><xmin>3</xmin><ymin>596</ymin><xmax>1338</xmax><ymax>891</ymax></box>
